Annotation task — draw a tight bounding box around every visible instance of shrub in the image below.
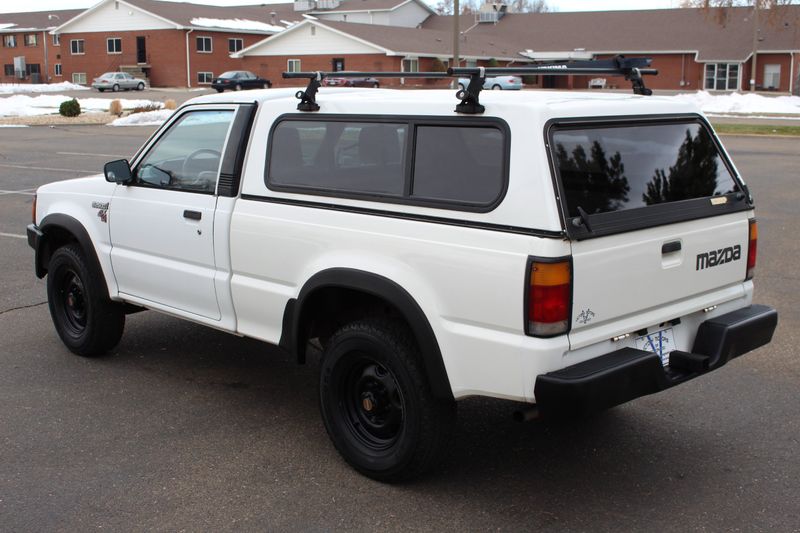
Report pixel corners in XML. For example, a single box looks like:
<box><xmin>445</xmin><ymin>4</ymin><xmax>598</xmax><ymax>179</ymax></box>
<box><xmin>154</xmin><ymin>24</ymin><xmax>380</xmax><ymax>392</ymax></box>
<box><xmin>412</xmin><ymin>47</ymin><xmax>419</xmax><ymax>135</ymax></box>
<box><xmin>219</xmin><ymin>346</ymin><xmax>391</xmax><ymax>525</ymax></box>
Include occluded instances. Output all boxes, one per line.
<box><xmin>486</xmin><ymin>58</ymin><xmax>499</xmax><ymax>68</ymax></box>
<box><xmin>59</xmin><ymin>98</ymin><xmax>81</xmax><ymax>117</ymax></box>
<box><xmin>163</xmin><ymin>99</ymin><xmax>177</xmax><ymax>110</ymax></box>
<box><xmin>108</xmin><ymin>99</ymin><xmax>123</xmax><ymax>116</ymax></box>
<box><xmin>430</xmin><ymin>58</ymin><xmax>447</xmax><ymax>73</ymax></box>
<box><xmin>130</xmin><ymin>103</ymin><xmax>162</xmax><ymax>114</ymax></box>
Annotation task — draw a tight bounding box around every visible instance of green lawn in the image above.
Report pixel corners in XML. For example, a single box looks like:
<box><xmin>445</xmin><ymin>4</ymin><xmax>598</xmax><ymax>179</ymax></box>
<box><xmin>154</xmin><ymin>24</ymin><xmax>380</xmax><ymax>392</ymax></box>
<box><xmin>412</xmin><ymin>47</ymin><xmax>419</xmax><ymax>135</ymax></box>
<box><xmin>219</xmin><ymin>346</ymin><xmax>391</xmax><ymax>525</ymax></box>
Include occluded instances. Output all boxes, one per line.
<box><xmin>712</xmin><ymin>123</ymin><xmax>800</xmax><ymax>136</ymax></box>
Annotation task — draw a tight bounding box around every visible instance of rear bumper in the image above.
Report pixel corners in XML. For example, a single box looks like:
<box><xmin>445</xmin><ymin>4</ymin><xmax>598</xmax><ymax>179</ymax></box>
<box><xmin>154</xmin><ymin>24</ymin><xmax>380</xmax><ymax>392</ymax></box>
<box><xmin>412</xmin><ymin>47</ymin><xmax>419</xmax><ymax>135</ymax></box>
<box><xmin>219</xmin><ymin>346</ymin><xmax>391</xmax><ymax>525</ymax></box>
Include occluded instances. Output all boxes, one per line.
<box><xmin>534</xmin><ymin>304</ymin><xmax>778</xmax><ymax>418</ymax></box>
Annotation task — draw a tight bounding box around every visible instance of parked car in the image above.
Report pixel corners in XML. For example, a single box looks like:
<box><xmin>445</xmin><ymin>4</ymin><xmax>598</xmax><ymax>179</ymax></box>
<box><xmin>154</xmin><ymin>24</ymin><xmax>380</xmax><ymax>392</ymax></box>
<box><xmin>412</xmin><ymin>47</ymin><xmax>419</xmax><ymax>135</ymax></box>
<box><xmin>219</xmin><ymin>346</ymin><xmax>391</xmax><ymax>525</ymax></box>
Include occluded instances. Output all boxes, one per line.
<box><xmin>28</xmin><ymin>67</ymin><xmax>777</xmax><ymax>482</ymax></box>
<box><xmin>211</xmin><ymin>71</ymin><xmax>272</xmax><ymax>92</ymax></box>
<box><xmin>458</xmin><ymin>75</ymin><xmax>522</xmax><ymax>91</ymax></box>
<box><xmin>92</xmin><ymin>72</ymin><xmax>146</xmax><ymax>92</ymax></box>
<box><xmin>322</xmin><ymin>76</ymin><xmax>380</xmax><ymax>88</ymax></box>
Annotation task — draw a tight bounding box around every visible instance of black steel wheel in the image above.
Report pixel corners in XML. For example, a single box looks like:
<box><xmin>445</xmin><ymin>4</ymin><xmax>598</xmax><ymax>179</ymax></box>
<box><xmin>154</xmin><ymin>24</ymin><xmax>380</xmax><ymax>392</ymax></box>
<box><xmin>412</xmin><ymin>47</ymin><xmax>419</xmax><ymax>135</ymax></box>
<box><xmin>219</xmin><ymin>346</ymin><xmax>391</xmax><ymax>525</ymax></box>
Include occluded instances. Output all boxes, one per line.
<box><xmin>319</xmin><ymin>319</ymin><xmax>455</xmax><ymax>482</ymax></box>
<box><xmin>47</xmin><ymin>244</ymin><xmax>125</xmax><ymax>357</ymax></box>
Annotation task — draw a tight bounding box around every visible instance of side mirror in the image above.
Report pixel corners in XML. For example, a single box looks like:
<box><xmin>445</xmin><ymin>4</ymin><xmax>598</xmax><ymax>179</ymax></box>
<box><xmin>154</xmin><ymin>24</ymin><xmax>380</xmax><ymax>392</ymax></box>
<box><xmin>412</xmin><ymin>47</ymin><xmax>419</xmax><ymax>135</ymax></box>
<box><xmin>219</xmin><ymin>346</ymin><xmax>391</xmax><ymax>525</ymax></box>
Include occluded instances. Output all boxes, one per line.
<box><xmin>104</xmin><ymin>159</ymin><xmax>132</xmax><ymax>184</ymax></box>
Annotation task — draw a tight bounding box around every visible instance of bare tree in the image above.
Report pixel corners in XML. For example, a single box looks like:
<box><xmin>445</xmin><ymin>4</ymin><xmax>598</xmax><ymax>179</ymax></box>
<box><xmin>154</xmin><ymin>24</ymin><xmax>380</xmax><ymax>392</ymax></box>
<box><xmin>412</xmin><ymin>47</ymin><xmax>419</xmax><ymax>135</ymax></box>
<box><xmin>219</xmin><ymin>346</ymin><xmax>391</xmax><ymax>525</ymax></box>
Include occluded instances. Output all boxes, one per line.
<box><xmin>512</xmin><ymin>0</ymin><xmax>551</xmax><ymax>12</ymax></box>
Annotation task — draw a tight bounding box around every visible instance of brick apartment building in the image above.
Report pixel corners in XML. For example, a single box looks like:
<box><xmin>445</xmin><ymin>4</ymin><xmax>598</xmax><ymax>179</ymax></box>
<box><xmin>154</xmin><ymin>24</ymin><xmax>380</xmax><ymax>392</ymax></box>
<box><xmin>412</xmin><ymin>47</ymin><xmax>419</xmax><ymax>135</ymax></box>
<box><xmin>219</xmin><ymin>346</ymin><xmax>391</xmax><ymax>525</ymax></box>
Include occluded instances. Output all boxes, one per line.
<box><xmin>239</xmin><ymin>5</ymin><xmax>800</xmax><ymax>93</ymax></box>
<box><xmin>49</xmin><ymin>0</ymin><xmax>304</xmax><ymax>87</ymax></box>
<box><xmin>0</xmin><ymin>9</ymin><xmax>82</xmax><ymax>84</ymax></box>
<box><xmin>3</xmin><ymin>1</ymin><xmax>799</xmax><ymax>93</ymax></box>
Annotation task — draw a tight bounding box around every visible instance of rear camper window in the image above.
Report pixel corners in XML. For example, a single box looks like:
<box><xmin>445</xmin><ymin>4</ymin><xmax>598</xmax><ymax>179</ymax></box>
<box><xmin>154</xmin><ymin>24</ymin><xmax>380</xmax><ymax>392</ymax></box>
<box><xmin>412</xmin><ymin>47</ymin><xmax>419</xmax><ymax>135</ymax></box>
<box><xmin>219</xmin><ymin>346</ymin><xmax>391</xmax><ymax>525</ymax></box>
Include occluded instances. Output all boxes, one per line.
<box><xmin>549</xmin><ymin>119</ymin><xmax>747</xmax><ymax>237</ymax></box>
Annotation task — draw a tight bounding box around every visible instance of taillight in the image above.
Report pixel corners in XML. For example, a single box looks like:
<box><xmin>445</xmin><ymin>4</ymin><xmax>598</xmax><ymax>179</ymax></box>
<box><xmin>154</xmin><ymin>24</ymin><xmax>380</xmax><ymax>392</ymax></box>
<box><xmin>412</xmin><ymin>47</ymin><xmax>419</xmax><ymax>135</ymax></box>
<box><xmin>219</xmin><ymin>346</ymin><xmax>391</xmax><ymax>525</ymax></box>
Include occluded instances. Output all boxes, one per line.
<box><xmin>526</xmin><ymin>258</ymin><xmax>571</xmax><ymax>337</ymax></box>
<box><xmin>31</xmin><ymin>194</ymin><xmax>37</xmax><ymax>224</ymax></box>
<box><xmin>746</xmin><ymin>218</ymin><xmax>757</xmax><ymax>280</ymax></box>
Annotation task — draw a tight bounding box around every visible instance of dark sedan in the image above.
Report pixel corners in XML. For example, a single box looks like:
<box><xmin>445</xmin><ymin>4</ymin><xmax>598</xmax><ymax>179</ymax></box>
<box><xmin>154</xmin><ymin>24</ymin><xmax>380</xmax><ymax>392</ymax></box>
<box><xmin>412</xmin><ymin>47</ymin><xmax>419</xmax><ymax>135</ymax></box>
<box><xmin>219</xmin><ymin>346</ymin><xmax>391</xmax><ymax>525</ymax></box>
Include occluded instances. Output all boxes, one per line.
<box><xmin>211</xmin><ymin>71</ymin><xmax>272</xmax><ymax>92</ymax></box>
<box><xmin>322</xmin><ymin>77</ymin><xmax>380</xmax><ymax>88</ymax></box>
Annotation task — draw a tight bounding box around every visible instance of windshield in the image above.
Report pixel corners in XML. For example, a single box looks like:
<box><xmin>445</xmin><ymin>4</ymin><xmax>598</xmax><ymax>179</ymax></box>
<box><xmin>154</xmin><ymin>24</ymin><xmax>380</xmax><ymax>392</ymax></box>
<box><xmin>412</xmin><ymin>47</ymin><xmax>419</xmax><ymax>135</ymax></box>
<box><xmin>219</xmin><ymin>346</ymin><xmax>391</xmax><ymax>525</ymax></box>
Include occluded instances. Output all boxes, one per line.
<box><xmin>551</xmin><ymin>120</ymin><xmax>740</xmax><ymax>218</ymax></box>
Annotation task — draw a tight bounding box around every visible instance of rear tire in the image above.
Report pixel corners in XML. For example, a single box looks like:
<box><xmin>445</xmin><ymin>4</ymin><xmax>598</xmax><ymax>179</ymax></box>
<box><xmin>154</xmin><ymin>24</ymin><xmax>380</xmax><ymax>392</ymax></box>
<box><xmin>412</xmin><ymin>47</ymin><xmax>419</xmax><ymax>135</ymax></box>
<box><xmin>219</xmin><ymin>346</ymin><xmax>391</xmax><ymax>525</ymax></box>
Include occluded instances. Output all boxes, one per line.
<box><xmin>98</xmin><ymin>88</ymin><xmax>105</xmax><ymax>92</ymax></box>
<box><xmin>112</xmin><ymin>84</ymin><xmax>120</xmax><ymax>92</ymax></box>
<box><xmin>319</xmin><ymin>319</ymin><xmax>455</xmax><ymax>482</ymax></box>
<box><xmin>492</xmin><ymin>84</ymin><xmax>501</xmax><ymax>90</ymax></box>
<box><xmin>46</xmin><ymin>244</ymin><xmax>125</xmax><ymax>357</ymax></box>
<box><xmin>234</xmin><ymin>84</ymin><xmax>242</xmax><ymax>91</ymax></box>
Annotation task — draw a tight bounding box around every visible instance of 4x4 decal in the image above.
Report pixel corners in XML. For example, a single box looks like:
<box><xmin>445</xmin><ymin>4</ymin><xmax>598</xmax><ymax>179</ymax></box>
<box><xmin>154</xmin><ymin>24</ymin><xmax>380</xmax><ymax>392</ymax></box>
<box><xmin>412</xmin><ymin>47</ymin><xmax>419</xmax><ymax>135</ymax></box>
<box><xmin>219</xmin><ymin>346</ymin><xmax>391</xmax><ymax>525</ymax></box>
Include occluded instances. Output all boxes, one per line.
<box><xmin>696</xmin><ymin>244</ymin><xmax>741</xmax><ymax>271</ymax></box>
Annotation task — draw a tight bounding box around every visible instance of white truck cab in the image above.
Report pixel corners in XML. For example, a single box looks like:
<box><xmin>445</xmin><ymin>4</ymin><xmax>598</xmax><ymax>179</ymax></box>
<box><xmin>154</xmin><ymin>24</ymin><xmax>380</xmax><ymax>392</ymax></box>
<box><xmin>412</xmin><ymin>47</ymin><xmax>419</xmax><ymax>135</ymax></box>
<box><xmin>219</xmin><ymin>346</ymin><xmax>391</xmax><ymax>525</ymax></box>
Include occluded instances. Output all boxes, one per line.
<box><xmin>28</xmin><ymin>60</ymin><xmax>778</xmax><ymax>482</ymax></box>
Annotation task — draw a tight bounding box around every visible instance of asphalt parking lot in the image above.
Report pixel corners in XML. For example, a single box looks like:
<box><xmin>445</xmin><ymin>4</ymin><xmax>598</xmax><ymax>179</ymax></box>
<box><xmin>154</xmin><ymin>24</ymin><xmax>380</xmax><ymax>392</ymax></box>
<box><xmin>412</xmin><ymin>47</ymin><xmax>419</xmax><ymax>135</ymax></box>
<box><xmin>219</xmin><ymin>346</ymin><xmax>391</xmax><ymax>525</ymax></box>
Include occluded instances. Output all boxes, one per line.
<box><xmin>0</xmin><ymin>126</ymin><xmax>798</xmax><ymax>531</ymax></box>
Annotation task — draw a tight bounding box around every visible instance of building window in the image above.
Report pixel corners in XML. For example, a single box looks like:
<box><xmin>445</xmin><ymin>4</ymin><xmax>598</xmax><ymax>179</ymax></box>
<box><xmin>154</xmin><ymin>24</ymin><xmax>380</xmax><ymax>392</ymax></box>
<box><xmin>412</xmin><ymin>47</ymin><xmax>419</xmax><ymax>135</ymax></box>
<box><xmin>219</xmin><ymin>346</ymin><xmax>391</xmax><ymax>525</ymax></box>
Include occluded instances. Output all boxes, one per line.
<box><xmin>196</xmin><ymin>36</ymin><xmax>212</xmax><ymax>53</ymax></box>
<box><xmin>26</xmin><ymin>64</ymin><xmax>40</xmax><ymax>75</ymax></box>
<box><xmin>53</xmin><ymin>33</ymin><xmax>60</xmax><ymax>46</ymax></box>
<box><xmin>70</xmin><ymin>39</ymin><xmax>85</xmax><ymax>55</ymax></box>
<box><xmin>3</xmin><ymin>35</ymin><xmax>16</xmax><ymax>48</ymax></box>
<box><xmin>402</xmin><ymin>58</ymin><xmax>419</xmax><ymax>73</ymax></box>
<box><xmin>763</xmin><ymin>64</ymin><xmax>781</xmax><ymax>89</ymax></box>
<box><xmin>24</xmin><ymin>34</ymin><xmax>38</xmax><ymax>47</ymax></box>
<box><xmin>287</xmin><ymin>59</ymin><xmax>301</xmax><ymax>73</ymax></box>
<box><xmin>72</xmin><ymin>72</ymin><xmax>87</xmax><ymax>84</ymax></box>
<box><xmin>3</xmin><ymin>64</ymin><xmax>13</xmax><ymax>76</ymax></box>
<box><xmin>704</xmin><ymin>63</ymin><xmax>739</xmax><ymax>91</ymax></box>
<box><xmin>197</xmin><ymin>71</ymin><xmax>213</xmax><ymax>84</ymax></box>
<box><xmin>55</xmin><ymin>63</ymin><xmax>62</xmax><ymax>76</ymax></box>
<box><xmin>228</xmin><ymin>38</ymin><xmax>243</xmax><ymax>53</ymax></box>
<box><xmin>107</xmin><ymin>38</ymin><xmax>122</xmax><ymax>54</ymax></box>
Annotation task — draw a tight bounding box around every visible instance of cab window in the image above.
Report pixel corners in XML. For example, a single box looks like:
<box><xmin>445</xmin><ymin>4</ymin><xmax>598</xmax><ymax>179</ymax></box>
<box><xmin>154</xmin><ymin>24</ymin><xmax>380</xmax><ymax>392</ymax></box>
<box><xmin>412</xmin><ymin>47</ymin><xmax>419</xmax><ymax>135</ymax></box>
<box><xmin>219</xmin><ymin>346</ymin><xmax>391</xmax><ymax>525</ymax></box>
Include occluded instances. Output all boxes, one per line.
<box><xmin>135</xmin><ymin>110</ymin><xmax>234</xmax><ymax>193</ymax></box>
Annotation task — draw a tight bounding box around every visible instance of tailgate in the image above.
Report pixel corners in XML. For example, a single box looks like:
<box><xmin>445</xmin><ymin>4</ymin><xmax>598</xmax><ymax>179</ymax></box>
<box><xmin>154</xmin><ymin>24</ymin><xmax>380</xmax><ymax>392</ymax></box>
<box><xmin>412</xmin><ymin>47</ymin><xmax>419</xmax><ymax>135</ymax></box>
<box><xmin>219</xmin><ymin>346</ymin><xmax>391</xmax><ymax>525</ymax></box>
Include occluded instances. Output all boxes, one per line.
<box><xmin>546</xmin><ymin>115</ymin><xmax>752</xmax><ymax>334</ymax></box>
<box><xmin>570</xmin><ymin>212</ymin><xmax>749</xmax><ymax>332</ymax></box>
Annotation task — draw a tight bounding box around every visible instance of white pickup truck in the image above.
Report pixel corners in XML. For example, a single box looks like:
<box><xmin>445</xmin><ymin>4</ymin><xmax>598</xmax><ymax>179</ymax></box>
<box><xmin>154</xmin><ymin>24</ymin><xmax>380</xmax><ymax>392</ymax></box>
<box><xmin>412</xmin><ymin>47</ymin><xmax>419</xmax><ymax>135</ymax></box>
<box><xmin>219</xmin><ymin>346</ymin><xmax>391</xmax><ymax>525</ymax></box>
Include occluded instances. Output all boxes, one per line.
<box><xmin>28</xmin><ymin>70</ymin><xmax>777</xmax><ymax>481</ymax></box>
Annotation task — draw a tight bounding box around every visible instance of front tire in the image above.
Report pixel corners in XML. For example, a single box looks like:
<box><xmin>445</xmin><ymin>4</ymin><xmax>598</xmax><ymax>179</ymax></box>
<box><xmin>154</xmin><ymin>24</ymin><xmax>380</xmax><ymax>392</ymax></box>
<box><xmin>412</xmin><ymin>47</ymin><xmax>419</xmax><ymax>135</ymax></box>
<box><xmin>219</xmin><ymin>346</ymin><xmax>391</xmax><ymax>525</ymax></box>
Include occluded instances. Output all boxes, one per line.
<box><xmin>112</xmin><ymin>84</ymin><xmax>120</xmax><ymax>92</ymax></box>
<box><xmin>234</xmin><ymin>84</ymin><xmax>242</xmax><ymax>91</ymax></box>
<box><xmin>492</xmin><ymin>84</ymin><xmax>502</xmax><ymax>90</ymax></box>
<box><xmin>137</xmin><ymin>82</ymin><xmax>145</xmax><ymax>91</ymax></box>
<box><xmin>319</xmin><ymin>319</ymin><xmax>455</xmax><ymax>482</ymax></box>
<box><xmin>46</xmin><ymin>244</ymin><xmax>125</xmax><ymax>357</ymax></box>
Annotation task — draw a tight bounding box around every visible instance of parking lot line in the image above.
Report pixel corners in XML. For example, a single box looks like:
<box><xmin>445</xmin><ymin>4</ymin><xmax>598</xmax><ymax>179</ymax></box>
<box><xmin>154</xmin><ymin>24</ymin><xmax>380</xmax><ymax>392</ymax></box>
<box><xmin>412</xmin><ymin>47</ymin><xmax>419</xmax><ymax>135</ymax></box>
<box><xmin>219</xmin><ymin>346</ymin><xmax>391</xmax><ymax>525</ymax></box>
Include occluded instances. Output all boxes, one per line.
<box><xmin>0</xmin><ymin>232</ymin><xmax>26</xmax><ymax>240</ymax></box>
<box><xmin>57</xmin><ymin>151</ymin><xmax>127</xmax><ymax>158</ymax></box>
<box><xmin>0</xmin><ymin>189</ymin><xmax>36</xmax><ymax>196</ymax></box>
<box><xmin>0</xmin><ymin>163</ymin><xmax>97</xmax><ymax>174</ymax></box>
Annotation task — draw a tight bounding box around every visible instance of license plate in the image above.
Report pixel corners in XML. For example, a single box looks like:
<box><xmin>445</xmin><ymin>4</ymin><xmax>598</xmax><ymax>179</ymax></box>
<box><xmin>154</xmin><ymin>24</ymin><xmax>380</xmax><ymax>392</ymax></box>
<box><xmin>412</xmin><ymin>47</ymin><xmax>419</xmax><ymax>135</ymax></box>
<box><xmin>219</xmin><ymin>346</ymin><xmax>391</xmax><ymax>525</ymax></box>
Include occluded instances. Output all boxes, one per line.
<box><xmin>635</xmin><ymin>328</ymin><xmax>674</xmax><ymax>366</ymax></box>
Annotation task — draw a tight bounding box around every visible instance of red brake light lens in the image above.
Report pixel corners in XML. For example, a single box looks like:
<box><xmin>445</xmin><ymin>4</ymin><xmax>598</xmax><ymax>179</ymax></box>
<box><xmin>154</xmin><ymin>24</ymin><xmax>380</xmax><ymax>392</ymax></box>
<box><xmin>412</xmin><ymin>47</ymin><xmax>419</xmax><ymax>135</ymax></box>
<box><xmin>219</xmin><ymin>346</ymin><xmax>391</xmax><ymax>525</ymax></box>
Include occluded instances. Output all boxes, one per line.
<box><xmin>746</xmin><ymin>218</ymin><xmax>757</xmax><ymax>280</ymax></box>
<box><xmin>527</xmin><ymin>259</ymin><xmax>571</xmax><ymax>337</ymax></box>
<box><xmin>31</xmin><ymin>194</ymin><xmax>37</xmax><ymax>224</ymax></box>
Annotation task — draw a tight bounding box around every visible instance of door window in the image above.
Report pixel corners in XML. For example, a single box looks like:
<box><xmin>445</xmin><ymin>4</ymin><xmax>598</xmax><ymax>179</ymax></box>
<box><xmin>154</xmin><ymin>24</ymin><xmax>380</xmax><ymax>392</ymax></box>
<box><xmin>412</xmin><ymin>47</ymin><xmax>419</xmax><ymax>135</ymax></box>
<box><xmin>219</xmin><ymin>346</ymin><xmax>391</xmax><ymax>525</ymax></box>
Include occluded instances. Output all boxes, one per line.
<box><xmin>135</xmin><ymin>110</ymin><xmax>234</xmax><ymax>194</ymax></box>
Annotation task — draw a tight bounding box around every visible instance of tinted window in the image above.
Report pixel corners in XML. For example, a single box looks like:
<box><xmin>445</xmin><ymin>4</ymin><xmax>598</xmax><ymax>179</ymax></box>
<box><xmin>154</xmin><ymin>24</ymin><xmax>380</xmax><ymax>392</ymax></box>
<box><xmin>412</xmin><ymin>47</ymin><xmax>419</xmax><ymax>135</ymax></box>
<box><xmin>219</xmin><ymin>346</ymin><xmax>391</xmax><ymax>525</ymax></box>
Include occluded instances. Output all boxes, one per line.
<box><xmin>268</xmin><ymin>119</ymin><xmax>508</xmax><ymax>209</ymax></box>
<box><xmin>412</xmin><ymin>126</ymin><xmax>504</xmax><ymax>204</ymax></box>
<box><xmin>269</xmin><ymin>121</ymin><xmax>407</xmax><ymax>195</ymax></box>
<box><xmin>551</xmin><ymin>122</ymin><xmax>739</xmax><ymax>217</ymax></box>
<box><xmin>135</xmin><ymin>110</ymin><xmax>233</xmax><ymax>193</ymax></box>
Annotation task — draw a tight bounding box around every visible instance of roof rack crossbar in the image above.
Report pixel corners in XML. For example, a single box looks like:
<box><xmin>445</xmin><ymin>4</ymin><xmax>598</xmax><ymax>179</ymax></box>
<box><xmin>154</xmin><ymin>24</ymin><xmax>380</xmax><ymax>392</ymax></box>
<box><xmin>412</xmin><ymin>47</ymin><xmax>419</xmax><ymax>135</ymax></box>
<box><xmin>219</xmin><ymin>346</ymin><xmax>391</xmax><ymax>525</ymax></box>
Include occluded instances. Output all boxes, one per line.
<box><xmin>282</xmin><ymin>57</ymin><xmax>658</xmax><ymax>113</ymax></box>
<box><xmin>448</xmin><ymin>56</ymin><xmax>657</xmax><ymax>96</ymax></box>
<box><xmin>282</xmin><ymin>71</ymin><xmax>450</xmax><ymax>111</ymax></box>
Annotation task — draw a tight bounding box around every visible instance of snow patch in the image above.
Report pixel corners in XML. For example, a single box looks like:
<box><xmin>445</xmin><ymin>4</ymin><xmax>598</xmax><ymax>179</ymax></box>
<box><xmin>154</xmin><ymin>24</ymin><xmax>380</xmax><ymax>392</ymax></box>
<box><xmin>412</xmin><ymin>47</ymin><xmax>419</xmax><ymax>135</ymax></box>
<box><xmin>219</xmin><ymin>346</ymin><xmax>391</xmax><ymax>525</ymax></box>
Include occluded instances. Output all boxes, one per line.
<box><xmin>0</xmin><ymin>94</ymin><xmax>162</xmax><ymax>117</ymax></box>
<box><xmin>0</xmin><ymin>124</ymin><xmax>29</xmax><ymax>128</ymax></box>
<box><xmin>672</xmin><ymin>90</ymin><xmax>800</xmax><ymax>115</ymax></box>
<box><xmin>190</xmin><ymin>17</ymin><xmax>285</xmax><ymax>33</ymax></box>
<box><xmin>109</xmin><ymin>109</ymin><xmax>174</xmax><ymax>127</ymax></box>
<box><xmin>0</xmin><ymin>82</ymin><xmax>90</xmax><ymax>94</ymax></box>
<box><xmin>0</xmin><ymin>23</ymin><xmax>16</xmax><ymax>30</ymax></box>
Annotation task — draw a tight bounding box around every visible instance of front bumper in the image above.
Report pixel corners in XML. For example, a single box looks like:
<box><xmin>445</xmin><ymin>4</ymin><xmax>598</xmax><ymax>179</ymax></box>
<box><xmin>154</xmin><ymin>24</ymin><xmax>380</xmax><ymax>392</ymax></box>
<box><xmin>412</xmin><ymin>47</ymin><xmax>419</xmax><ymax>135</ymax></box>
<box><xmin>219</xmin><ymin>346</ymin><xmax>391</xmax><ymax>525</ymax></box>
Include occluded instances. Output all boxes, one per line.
<box><xmin>27</xmin><ymin>224</ymin><xmax>46</xmax><ymax>278</ymax></box>
<box><xmin>534</xmin><ymin>304</ymin><xmax>778</xmax><ymax>418</ymax></box>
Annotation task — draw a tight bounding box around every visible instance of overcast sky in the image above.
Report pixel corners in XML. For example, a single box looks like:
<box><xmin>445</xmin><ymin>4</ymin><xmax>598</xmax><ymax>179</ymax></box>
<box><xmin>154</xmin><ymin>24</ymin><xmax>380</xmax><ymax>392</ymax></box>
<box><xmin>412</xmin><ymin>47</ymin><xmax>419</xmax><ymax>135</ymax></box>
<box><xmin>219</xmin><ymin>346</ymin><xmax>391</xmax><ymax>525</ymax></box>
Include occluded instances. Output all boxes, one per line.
<box><xmin>0</xmin><ymin>0</ymin><xmax>687</xmax><ymax>14</ymax></box>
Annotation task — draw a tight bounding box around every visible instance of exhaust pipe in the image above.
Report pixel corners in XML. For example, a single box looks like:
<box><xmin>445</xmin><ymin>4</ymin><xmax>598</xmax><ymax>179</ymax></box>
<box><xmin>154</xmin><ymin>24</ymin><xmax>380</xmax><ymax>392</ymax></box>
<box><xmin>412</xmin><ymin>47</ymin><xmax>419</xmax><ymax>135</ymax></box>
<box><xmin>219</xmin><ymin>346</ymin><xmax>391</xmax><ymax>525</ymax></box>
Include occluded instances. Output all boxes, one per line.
<box><xmin>513</xmin><ymin>406</ymin><xmax>540</xmax><ymax>422</ymax></box>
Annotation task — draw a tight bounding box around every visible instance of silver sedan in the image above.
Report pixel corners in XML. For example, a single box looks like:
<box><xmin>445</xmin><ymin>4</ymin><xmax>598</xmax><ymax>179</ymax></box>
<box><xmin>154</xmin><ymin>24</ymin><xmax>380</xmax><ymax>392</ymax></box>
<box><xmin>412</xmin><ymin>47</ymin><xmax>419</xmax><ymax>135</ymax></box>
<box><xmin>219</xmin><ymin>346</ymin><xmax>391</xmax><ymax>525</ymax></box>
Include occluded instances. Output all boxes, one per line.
<box><xmin>91</xmin><ymin>72</ymin><xmax>147</xmax><ymax>92</ymax></box>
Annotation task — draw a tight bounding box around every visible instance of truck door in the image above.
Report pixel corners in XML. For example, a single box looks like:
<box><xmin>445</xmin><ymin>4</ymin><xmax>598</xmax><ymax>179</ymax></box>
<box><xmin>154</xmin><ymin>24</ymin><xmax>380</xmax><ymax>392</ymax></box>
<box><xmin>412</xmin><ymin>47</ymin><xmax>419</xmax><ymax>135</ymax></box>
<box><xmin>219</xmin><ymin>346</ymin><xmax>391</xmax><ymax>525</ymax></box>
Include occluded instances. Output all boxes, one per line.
<box><xmin>109</xmin><ymin>107</ymin><xmax>237</xmax><ymax>320</ymax></box>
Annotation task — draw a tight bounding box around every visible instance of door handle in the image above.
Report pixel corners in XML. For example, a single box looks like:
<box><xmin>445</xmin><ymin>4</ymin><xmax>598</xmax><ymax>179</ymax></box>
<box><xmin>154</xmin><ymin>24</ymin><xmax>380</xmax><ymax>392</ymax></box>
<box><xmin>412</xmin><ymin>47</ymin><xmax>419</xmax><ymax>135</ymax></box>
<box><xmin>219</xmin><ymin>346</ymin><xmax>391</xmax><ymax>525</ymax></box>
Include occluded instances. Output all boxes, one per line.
<box><xmin>662</xmin><ymin>240</ymin><xmax>681</xmax><ymax>254</ymax></box>
<box><xmin>183</xmin><ymin>210</ymin><xmax>202</xmax><ymax>221</ymax></box>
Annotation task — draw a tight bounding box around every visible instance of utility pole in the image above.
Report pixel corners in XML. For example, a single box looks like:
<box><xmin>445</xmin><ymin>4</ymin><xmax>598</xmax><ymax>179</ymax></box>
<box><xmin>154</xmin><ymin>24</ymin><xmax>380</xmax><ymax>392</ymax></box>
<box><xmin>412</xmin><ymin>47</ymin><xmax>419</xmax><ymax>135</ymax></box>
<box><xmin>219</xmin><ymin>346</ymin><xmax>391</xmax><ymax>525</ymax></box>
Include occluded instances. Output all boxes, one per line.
<box><xmin>452</xmin><ymin>0</ymin><xmax>460</xmax><ymax>87</ymax></box>
<box><xmin>750</xmin><ymin>0</ymin><xmax>760</xmax><ymax>92</ymax></box>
